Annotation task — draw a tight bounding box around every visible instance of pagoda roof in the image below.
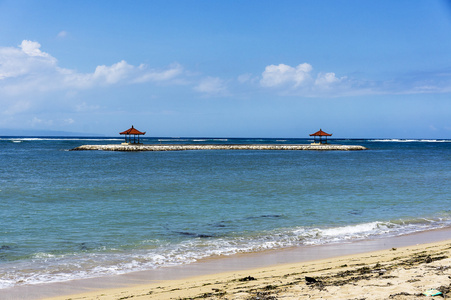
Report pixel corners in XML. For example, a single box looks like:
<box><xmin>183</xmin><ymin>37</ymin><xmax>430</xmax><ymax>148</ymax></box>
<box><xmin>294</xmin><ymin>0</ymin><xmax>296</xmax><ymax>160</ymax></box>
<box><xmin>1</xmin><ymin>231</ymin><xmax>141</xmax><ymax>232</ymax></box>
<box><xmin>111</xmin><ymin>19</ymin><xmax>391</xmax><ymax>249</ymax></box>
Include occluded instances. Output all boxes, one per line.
<box><xmin>120</xmin><ymin>125</ymin><xmax>146</xmax><ymax>135</ymax></box>
<box><xmin>309</xmin><ymin>129</ymin><xmax>332</xmax><ymax>137</ymax></box>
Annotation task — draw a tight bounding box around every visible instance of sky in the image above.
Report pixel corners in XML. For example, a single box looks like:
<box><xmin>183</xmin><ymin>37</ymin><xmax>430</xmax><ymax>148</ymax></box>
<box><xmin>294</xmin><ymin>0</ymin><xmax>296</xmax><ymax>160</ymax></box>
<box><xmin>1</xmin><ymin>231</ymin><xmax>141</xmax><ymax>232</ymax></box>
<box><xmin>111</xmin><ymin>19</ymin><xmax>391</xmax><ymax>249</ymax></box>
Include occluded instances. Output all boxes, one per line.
<box><xmin>1</xmin><ymin>0</ymin><xmax>451</xmax><ymax>138</ymax></box>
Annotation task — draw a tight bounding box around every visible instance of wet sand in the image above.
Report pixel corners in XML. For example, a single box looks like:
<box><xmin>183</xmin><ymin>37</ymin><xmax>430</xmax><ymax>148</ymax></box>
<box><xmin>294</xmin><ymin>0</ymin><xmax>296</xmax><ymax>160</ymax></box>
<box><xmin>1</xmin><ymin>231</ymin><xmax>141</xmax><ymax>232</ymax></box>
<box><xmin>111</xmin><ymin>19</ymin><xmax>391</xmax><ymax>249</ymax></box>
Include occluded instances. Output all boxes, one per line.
<box><xmin>3</xmin><ymin>228</ymin><xmax>451</xmax><ymax>300</ymax></box>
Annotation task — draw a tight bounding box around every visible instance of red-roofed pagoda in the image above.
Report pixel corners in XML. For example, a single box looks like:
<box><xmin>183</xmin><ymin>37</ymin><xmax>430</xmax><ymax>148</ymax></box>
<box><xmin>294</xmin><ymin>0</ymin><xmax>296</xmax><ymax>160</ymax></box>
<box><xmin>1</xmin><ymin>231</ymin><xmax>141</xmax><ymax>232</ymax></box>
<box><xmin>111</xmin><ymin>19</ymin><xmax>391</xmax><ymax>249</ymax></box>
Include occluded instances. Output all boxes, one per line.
<box><xmin>120</xmin><ymin>125</ymin><xmax>146</xmax><ymax>144</ymax></box>
<box><xmin>310</xmin><ymin>129</ymin><xmax>332</xmax><ymax>144</ymax></box>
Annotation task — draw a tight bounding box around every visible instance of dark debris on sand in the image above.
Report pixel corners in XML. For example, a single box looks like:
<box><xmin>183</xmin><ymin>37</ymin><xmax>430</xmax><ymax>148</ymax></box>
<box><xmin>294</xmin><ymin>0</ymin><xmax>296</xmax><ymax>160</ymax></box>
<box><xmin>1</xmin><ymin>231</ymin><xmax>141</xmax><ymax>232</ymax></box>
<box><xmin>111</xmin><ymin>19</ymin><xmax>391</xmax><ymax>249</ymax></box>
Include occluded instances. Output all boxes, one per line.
<box><xmin>238</xmin><ymin>276</ymin><xmax>257</xmax><ymax>282</ymax></box>
<box><xmin>295</xmin><ymin>252</ymin><xmax>450</xmax><ymax>298</ymax></box>
<box><xmin>246</xmin><ymin>291</ymin><xmax>278</xmax><ymax>300</ymax></box>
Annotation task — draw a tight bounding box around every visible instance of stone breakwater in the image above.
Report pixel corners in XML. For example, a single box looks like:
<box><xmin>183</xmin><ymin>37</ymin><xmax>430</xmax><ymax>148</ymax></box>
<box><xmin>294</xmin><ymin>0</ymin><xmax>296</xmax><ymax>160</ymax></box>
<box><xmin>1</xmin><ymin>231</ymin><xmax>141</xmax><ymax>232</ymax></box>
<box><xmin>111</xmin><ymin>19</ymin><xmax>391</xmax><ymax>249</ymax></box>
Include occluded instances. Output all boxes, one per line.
<box><xmin>71</xmin><ymin>144</ymin><xmax>367</xmax><ymax>151</ymax></box>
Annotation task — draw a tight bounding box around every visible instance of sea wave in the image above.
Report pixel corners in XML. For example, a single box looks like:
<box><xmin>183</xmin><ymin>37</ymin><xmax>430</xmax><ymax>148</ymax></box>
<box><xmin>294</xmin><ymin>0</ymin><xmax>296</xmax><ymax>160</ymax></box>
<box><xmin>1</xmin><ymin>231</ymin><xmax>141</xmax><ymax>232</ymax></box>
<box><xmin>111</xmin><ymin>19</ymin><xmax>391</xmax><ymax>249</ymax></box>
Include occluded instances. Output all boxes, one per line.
<box><xmin>1</xmin><ymin>216</ymin><xmax>450</xmax><ymax>289</ymax></box>
<box><xmin>0</xmin><ymin>138</ymin><xmax>122</xmax><ymax>141</ymax></box>
<box><xmin>157</xmin><ymin>139</ymin><xmax>190</xmax><ymax>142</ymax></box>
<box><xmin>371</xmin><ymin>139</ymin><xmax>451</xmax><ymax>143</ymax></box>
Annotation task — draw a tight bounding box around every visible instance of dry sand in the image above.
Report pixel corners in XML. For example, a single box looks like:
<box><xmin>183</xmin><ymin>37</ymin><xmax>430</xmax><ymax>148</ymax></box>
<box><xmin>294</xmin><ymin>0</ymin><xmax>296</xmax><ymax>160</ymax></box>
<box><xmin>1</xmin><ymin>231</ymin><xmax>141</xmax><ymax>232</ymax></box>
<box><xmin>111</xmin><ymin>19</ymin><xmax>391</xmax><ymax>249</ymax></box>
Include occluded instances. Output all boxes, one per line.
<box><xmin>42</xmin><ymin>239</ymin><xmax>451</xmax><ymax>300</ymax></box>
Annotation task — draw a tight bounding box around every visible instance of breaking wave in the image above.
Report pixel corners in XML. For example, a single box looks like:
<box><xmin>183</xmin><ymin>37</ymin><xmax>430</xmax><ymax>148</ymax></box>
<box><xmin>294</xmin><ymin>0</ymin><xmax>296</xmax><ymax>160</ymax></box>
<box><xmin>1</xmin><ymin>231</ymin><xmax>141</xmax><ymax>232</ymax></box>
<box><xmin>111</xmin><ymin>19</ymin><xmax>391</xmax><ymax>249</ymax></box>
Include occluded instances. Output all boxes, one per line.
<box><xmin>1</xmin><ymin>216</ymin><xmax>450</xmax><ymax>289</ymax></box>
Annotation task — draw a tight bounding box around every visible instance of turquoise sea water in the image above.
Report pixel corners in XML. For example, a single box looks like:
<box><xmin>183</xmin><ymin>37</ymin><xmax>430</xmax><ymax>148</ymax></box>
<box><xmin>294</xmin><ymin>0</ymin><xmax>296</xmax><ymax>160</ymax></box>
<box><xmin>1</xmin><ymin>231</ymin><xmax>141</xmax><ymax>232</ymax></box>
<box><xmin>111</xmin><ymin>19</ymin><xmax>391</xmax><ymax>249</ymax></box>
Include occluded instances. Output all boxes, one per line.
<box><xmin>0</xmin><ymin>137</ymin><xmax>450</xmax><ymax>288</ymax></box>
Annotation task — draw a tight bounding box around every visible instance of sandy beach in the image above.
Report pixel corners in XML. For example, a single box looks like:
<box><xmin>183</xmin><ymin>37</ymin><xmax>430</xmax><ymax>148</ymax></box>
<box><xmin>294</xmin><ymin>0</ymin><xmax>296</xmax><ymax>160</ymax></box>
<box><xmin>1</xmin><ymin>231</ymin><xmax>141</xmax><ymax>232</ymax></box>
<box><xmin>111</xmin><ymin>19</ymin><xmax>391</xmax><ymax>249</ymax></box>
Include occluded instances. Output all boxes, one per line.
<box><xmin>41</xmin><ymin>239</ymin><xmax>451</xmax><ymax>300</ymax></box>
<box><xmin>2</xmin><ymin>229</ymin><xmax>444</xmax><ymax>300</ymax></box>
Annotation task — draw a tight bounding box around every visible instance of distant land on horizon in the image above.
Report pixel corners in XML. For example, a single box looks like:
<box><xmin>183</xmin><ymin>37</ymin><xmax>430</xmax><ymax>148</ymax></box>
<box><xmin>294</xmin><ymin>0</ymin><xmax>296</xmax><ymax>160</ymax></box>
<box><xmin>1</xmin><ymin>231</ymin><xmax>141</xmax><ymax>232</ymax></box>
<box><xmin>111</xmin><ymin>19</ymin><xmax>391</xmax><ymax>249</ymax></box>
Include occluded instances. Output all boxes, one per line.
<box><xmin>0</xmin><ymin>128</ymin><xmax>104</xmax><ymax>137</ymax></box>
<box><xmin>0</xmin><ymin>128</ymin><xmax>449</xmax><ymax>141</ymax></box>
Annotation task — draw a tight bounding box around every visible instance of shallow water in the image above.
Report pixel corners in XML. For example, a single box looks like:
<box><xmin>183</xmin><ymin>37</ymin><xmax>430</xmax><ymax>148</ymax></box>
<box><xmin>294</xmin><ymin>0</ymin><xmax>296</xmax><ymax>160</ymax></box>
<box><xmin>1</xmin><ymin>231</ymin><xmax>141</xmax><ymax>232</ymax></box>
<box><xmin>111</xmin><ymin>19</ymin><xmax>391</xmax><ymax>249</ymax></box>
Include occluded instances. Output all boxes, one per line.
<box><xmin>0</xmin><ymin>137</ymin><xmax>450</xmax><ymax>288</ymax></box>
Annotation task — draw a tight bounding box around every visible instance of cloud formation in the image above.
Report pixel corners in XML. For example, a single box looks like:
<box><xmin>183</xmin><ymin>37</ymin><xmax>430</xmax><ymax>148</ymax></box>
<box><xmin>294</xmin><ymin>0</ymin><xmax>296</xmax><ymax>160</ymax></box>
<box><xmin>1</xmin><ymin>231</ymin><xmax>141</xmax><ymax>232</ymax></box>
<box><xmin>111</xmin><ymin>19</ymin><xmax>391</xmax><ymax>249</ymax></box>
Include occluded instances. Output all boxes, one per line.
<box><xmin>0</xmin><ymin>40</ymin><xmax>186</xmax><ymax>95</ymax></box>
<box><xmin>0</xmin><ymin>41</ymin><xmax>55</xmax><ymax>81</ymax></box>
<box><xmin>259</xmin><ymin>63</ymin><xmax>350</xmax><ymax>96</ymax></box>
<box><xmin>194</xmin><ymin>76</ymin><xmax>228</xmax><ymax>95</ymax></box>
<box><xmin>20</xmin><ymin>40</ymin><xmax>52</xmax><ymax>58</ymax></box>
<box><xmin>257</xmin><ymin>62</ymin><xmax>451</xmax><ymax>97</ymax></box>
<box><xmin>1</xmin><ymin>40</ymin><xmax>451</xmax><ymax>110</ymax></box>
<box><xmin>260</xmin><ymin>63</ymin><xmax>313</xmax><ymax>87</ymax></box>
<box><xmin>57</xmin><ymin>31</ymin><xmax>68</xmax><ymax>38</ymax></box>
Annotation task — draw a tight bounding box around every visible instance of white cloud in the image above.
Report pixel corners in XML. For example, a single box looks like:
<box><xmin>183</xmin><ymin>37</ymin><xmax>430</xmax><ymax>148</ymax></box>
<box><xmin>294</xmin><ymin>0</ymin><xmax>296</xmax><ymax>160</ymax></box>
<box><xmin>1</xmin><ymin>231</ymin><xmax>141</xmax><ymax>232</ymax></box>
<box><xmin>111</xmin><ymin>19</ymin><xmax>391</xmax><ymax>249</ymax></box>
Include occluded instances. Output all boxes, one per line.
<box><xmin>31</xmin><ymin>116</ymin><xmax>53</xmax><ymax>127</ymax></box>
<box><xmin>194</xmin><ymin>76</ymin><xmax>227</xmax><ymax>95</ymax></box>
<box><xmin>133</xmin><ymin>63</ymin><xmax>184</xmax><ymax>83</ymax></box>
<box><xmin>0</xmin><ymin>40</ymin><xmax>56</xmax><ymax>81</ymax></box>
<box><xmin>0</xmin><ymin>40</ymin><xmax>198</xmax><ymax>119</ymax></box>
<box><xmin>0</xmin><ymin>40</ymin><xmax>186</xmax><ymax>94</ymax></box>
<box><xmin>57</xmin><ymin>31</ymin><xmax>68</xmax><ymax>38</ymax></box>
<box><xmin>315</xmin><ymin>72</ymin><xmax>342</xmax><ymax>86</ymax></box>
<box><xmin>258</xmin><ymin>63</ymin><xmax>368</xmax><ymax>96</ymax></box>
<box><xmin>260</xmin><ymin>63</ymin><xmax>313</xmax><ymax>87</ymax></box>
<box><xmin>64</xmin><ymin>118</ymin><xmax>75</xmax><ymax>125</ymax></box>
<box><xmin>2</xmin><ymin>100</ymin><xmax>31</xmax><ymax>115</ymax></box>
<box><xmin>62</xmin><ymin>61</ymin><xmax>186</xmax><ymax>89</ymax></box>
<box><xmin>2</xmin><ymin>39</ymin><xmax>451</xmax><ymax>123</ymax></box>
<box><xmin>93</xmin><ymin>60</ymin><xmax>135</xmax><ymax>84</ymax></box>
<box><xmin>28</xmin><ymin>116</ymin><xmax>76</xmax><ymax>129</ymax></box>
<box><xmin>258</xmin><ymin>63</ymin><xmax>451</xmax><ymax>97</ymax></box>
<box><xmin>237</xmin><ymin>73</ymin><xmax>256</xmax><ymax>84</ymax></box>
<box><xmin>20</xmin><ymin>40</ymin><xmax>51</xmax><ymax>57</ymax></box>
<box><xmin>75</xmin><ymin>102</ymin><xmax>100</xmax><ymax>112</ymax></box>
<box><xmin>259</xmin><ymin>63</ymin><xmax>347</xmax><ymax>91</ymax></box>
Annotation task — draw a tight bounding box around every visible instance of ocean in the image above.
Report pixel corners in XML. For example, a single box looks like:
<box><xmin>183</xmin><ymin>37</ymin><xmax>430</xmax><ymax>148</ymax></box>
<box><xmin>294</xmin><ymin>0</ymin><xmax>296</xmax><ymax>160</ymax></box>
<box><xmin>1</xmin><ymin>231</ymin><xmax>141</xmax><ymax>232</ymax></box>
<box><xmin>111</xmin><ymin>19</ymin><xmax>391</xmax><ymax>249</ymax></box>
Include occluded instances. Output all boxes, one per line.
<box><xmin>0</xmin><ymin>137</ymin><xmax>450</xmax><ymax>289</ymax></box>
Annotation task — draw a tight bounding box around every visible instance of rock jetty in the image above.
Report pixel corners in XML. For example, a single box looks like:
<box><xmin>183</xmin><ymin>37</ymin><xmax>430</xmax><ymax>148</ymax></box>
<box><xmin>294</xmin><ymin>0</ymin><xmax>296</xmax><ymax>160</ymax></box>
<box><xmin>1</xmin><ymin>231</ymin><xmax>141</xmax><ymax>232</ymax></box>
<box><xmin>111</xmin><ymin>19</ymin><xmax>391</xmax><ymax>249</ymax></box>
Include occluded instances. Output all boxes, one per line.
<box><xmin>71</xmin><ymin>144</ymin><xmax>367</xmax><ymax>151</ymax></box>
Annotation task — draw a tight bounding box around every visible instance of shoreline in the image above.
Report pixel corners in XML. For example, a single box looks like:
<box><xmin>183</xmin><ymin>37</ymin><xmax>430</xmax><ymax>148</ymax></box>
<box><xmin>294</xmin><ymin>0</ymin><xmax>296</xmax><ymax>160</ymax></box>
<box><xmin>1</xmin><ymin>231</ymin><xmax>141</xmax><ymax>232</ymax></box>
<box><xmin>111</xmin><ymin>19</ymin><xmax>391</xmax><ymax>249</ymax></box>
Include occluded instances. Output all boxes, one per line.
<box><xmin>70</xmin><ymin>143</ymin><xmax>368</xmax><ymax>151</ymax></box>
<box><xmin>4</xmin><ymin>227</ymin><xmax>451</xmax><ymax>300</ymax></box>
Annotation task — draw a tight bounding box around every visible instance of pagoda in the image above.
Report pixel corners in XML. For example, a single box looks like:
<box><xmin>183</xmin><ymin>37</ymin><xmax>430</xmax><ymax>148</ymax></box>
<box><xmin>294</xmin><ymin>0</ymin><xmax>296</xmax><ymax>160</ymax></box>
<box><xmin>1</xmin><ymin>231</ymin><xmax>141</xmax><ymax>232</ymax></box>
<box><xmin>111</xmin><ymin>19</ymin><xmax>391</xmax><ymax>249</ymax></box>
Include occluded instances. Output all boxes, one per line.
<box><xmin>119</xmin><ymin>125</ymin><xmax>146</xmax><ymax>144</ymax></box>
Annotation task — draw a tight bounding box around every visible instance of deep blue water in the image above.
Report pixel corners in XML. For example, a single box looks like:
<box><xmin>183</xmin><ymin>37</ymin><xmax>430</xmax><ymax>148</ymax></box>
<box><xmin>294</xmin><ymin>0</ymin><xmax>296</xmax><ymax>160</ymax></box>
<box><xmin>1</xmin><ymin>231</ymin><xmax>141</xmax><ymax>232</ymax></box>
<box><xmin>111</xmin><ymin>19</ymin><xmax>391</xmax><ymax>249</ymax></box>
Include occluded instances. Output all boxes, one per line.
<box><xmin>0</xmin><ymin>137</ymin><xmax>450</xmax><ymax>288</ymax></box>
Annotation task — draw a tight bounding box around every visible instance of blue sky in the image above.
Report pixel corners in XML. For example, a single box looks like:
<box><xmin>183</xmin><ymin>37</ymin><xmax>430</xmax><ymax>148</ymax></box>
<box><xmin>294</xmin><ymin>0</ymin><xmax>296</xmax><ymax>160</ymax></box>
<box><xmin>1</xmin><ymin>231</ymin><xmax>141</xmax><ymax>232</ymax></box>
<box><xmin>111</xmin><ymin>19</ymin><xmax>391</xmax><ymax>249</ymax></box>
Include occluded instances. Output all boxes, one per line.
<box><xmin>1</xmin><ymin>0</ymin><xmax>451</xmax><ymax>138</ymax></box>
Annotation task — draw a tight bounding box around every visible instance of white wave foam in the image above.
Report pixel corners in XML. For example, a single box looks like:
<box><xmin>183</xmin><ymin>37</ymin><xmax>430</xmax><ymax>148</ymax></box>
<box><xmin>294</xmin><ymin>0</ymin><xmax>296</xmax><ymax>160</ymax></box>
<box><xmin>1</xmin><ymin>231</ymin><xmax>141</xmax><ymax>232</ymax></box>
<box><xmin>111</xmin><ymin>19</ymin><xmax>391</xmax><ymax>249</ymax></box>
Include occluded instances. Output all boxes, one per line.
<box><xmin>371</xmin><ymin>139</ymin><xmax>450</xmax><ymax>143</ymax></box>
<box><xmin>309</xmin><ymin>222</ymin><xmax>393</xmax><ymax>243</ymax></box>
<box><xmin>158</xmin><ymin>139</ymin><xmax>190</xmax><ymax>142</ymax></box>
<box><xmin>2</xmin><ymin>218</ymin><xmax>451</xmax><ymax>289</ymax></box>
<box><xmin>0</xmin><ymin>138</ymin><xmax>121</xmax><ymax>141</ymax></box>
